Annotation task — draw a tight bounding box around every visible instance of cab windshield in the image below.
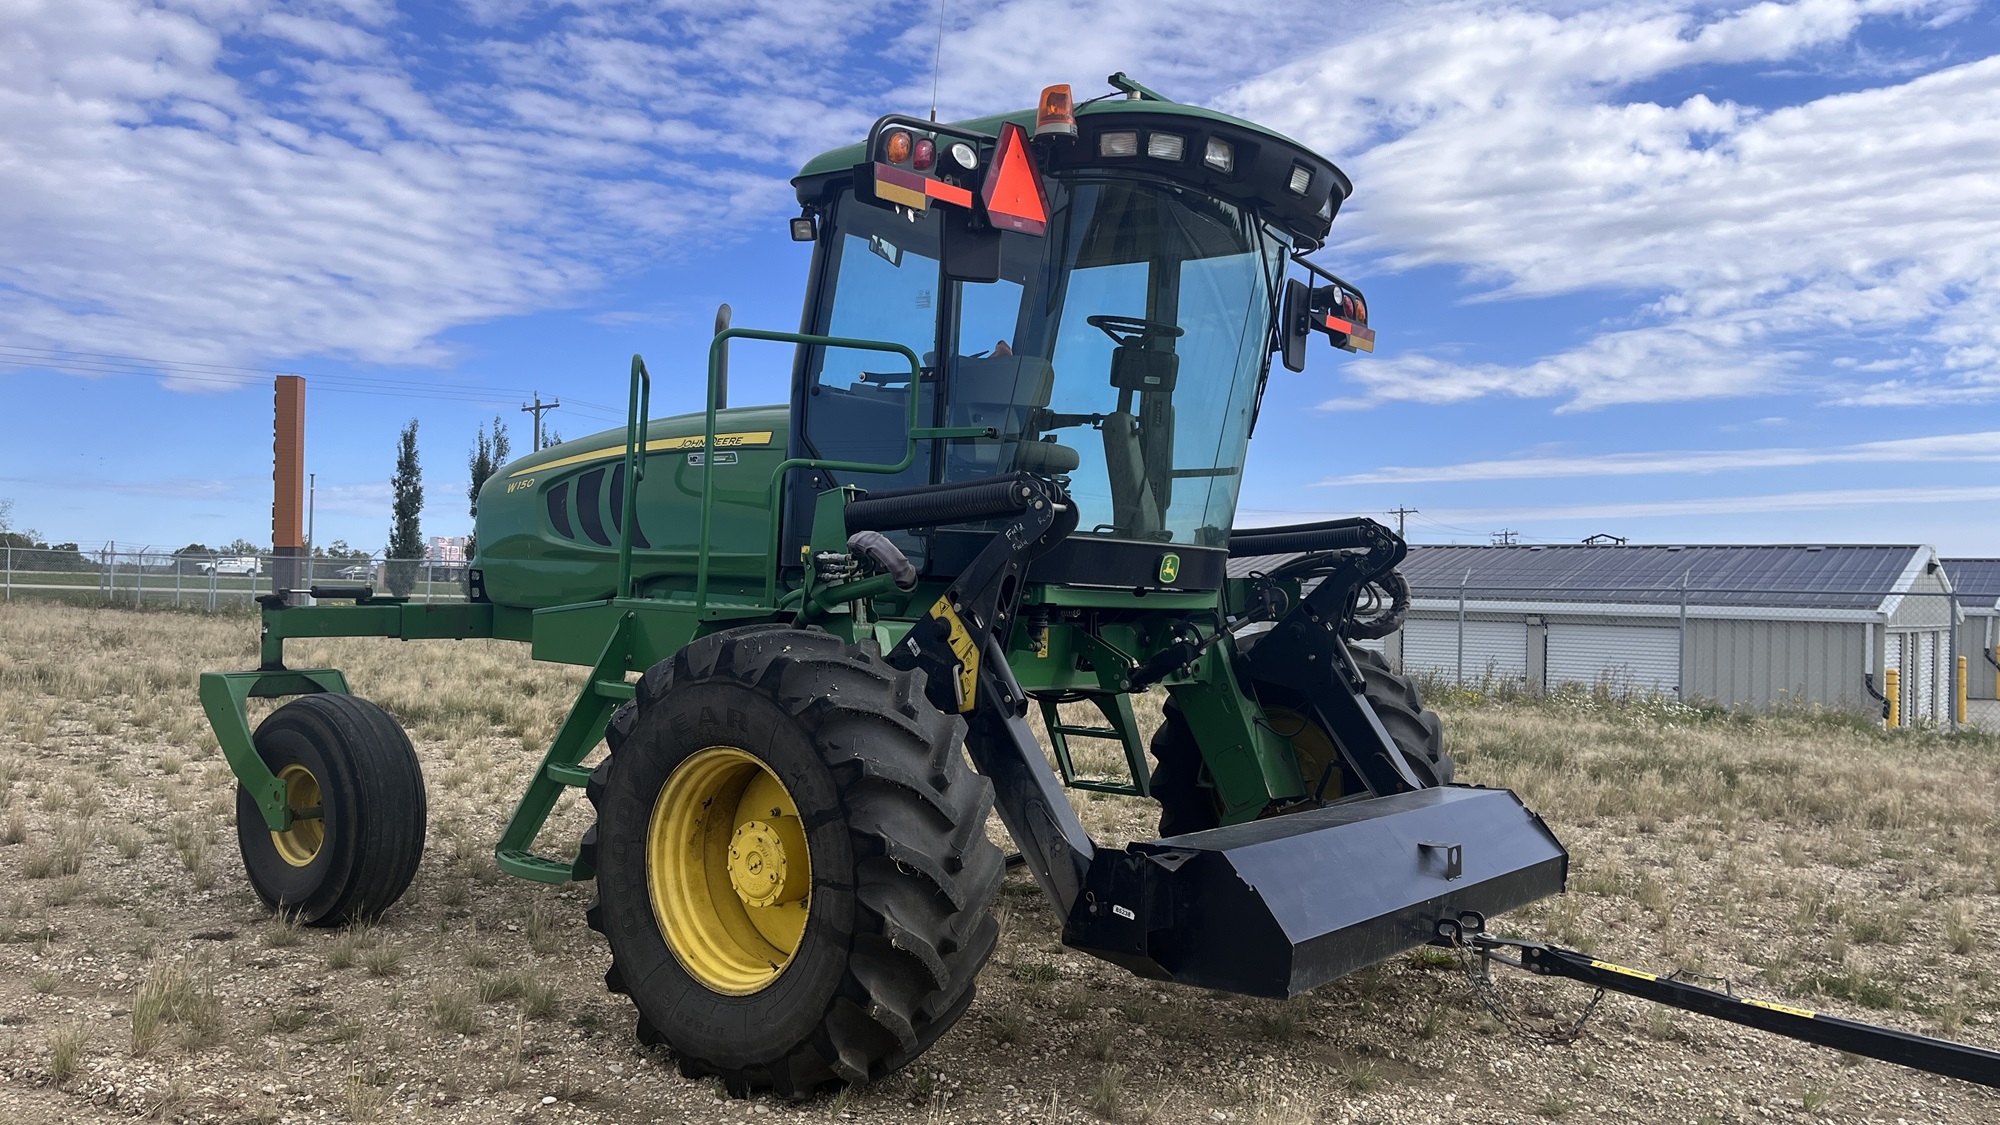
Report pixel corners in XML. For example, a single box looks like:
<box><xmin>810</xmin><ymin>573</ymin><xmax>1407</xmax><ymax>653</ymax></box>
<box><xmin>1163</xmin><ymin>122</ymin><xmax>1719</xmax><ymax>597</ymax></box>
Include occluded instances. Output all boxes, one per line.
<box><xmin>801</xmin><ymin>176</ymin><xmax>1286</xmax><ymax>546</ymax></box>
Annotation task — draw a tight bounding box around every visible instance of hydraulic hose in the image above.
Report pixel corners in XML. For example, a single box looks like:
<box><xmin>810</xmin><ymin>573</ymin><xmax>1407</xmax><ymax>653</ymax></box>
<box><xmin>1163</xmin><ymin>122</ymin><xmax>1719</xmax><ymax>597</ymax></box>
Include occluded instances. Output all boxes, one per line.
<box><xmin>1227</xmin><ymin>517</ymin><xmax>1378</xmax><ymax>558</ymax></box>
<box><xmin>844</xmin><ymin>473</ymin><xmax>1043</xmax><ymax>533</ymax></box>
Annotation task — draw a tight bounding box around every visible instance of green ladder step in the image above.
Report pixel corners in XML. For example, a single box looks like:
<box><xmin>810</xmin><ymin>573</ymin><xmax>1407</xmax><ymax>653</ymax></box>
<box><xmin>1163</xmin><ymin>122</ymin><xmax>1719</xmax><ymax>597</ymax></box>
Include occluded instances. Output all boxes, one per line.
<box><xmin>495</xmin><ymin>849</ymin><xmax>577</xmax><ymax>884</ymax></box>
<box><xmin>545</xmin><ymin>763</ymin><xmax>594</xmax><ymax>787</ymax></box>
<box><xmin>1050</xmin><ymin>724</ymin><xmax>1123</xmax><ymax>739</ymax></box>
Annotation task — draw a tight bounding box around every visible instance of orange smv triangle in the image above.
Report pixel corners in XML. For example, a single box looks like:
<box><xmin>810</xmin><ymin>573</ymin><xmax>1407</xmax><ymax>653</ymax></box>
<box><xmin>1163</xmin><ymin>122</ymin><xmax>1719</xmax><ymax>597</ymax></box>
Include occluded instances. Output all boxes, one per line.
<box><xmin>980</xmin><ymin>121</ymin><xmax>1049</xmax><ymax>236</ymax></box>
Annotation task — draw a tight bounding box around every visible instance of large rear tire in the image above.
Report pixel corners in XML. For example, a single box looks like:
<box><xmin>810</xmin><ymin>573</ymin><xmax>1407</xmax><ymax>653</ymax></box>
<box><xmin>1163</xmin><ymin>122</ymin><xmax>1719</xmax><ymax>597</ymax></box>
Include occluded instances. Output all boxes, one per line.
<box><xmin>1149</xmin><ymin>646</ymin><xmax>1452</xmax><ymax>835</ymax></box>
<box><xmin>579</xmin><ymin>624</ymin><xmax>1002</xmax><ymax>1097</ymax></box>
<box><xmin>234</xmin><ymin>693</ymin><xmax>427</xmax><ymax>926</ymax></box>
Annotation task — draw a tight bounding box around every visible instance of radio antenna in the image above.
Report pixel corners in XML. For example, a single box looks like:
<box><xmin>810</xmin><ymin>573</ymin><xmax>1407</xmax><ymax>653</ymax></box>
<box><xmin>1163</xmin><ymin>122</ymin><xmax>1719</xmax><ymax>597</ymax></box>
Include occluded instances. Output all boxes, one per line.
<box><xmin>929</xmin><ymin>0</ymin><xmax>946</xmax><ymax>122</ymax></box>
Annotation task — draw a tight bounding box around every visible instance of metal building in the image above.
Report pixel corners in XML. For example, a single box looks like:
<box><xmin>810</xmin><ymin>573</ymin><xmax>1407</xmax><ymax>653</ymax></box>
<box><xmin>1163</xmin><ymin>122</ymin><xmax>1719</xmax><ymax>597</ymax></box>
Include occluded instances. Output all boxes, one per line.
<box><xmin>1344</xmin><ymin>544</ymin><xmax>1958</xmax><ymax>720</ymax></box>
<box><xmin>1943</xmin><ymin>558</ymin><xmax>2000</xmax><ymax>703</ymax></box>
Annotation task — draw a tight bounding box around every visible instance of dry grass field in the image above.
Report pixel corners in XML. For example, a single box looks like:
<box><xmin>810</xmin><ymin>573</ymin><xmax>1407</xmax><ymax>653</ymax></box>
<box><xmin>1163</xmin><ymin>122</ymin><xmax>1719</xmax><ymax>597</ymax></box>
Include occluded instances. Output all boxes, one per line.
<box><xmin>0</xmin><ymin>601</ymin><xmax>1994</xmax><ymax>1124</ymax></box>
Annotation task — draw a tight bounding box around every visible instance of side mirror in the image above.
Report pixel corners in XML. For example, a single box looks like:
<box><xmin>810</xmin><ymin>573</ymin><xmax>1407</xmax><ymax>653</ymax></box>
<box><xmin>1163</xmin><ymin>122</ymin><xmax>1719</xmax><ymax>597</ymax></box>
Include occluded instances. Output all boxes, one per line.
<box><xmin>1280</xmin><ymin>279</ymin><xmax>1311</xmax><ymax>372</ymax></box>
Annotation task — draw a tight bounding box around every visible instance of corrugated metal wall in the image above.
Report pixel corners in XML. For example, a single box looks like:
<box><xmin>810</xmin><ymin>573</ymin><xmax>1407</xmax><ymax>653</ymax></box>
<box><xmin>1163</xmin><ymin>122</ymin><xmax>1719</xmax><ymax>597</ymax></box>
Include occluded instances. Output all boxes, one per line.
<box><xmin>1402</xmin><ymin>616</ymin><xmax>1528</xmax><ymax>683</ymax></box>
<box><xmin>1546</xmin><ymin>623</ymin><xmax>1679</xmax><ymax>693</ymax></box>
<box><xmin>1683</xmin><ymin>618</ymin><xmax>1869</xmax><ymax>710</ymax></box>
<box><xmin>1955</xmin><ymin>615</ymin><xmax>1997</xmax><ymax>701</ymax></box>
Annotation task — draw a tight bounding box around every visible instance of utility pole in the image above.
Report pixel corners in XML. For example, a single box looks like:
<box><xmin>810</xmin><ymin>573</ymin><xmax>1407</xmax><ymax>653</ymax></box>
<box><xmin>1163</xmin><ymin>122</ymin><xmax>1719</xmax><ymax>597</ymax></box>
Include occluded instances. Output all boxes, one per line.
<box><xmin>1491</xmin><ymin>528</ymin><xmax>1518</xmax><ymax>546</ymax></box>
<box><xmin>521</xmin><ymin>392</ymin><xmax>560</xmax><ymax>452</ymax></box>
<box><xmin>308</xmin><ymin>472</ymin><xmax>316</xmax><ymax>584</ymax></box>
<box><xmin>1388</xmin><ymin>507</ymin><xmax>1417</xmax><ymax>538</ymax></box>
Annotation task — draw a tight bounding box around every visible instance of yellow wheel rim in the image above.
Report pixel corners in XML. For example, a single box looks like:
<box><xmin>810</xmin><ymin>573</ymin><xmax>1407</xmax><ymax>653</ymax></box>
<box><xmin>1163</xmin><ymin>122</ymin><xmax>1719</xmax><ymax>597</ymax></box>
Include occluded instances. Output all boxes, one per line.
<box><xmin>1268</xmin><ymin>708</ymin><xmax>1342</xmax><ymax>800</ymax></box>
<box><xmin>647</xmin><ymin>746</ymin><xmax>812</xmax><ymax>995</ymax></box>
<box><xmin>270</xmin><ymin>764</ymin><xmax>325</xmax><ymax>867</ymax></box>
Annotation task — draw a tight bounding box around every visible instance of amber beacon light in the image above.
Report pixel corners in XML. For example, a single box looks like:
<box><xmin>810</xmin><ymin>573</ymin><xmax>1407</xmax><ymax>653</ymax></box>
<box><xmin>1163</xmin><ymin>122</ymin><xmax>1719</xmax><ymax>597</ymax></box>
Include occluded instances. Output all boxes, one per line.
<box><xmin>1035</xmin><ymin>84</ymin><xmax>1076</xmax><ymax>138</ymax></box>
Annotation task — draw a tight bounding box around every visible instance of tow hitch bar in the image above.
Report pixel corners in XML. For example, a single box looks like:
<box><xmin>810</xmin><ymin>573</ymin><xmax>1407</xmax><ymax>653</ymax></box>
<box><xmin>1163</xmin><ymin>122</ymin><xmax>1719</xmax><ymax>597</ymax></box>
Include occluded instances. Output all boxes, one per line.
<box><xmin>1435</xmin><ymin>913</ymin><xmax>2000</xmax><ymax>1089</ymax></box>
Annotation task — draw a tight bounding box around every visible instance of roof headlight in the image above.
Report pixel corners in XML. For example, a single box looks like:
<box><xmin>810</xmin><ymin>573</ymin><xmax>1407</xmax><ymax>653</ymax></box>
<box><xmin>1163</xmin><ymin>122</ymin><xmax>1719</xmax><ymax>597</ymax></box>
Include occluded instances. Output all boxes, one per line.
<box><xmin>1288</xmin><ymin>162</ymin><xmax>1313</xmax><ymax>194</ymax></box>
<box><xmin>1099</xmin><ymin>130</ymin><xmax>1139</xmax><ymax>157</ymax></box>
<box><xmin>1146</xmin><ymin>132</ymin><xmax>1185</xmax><ymax>161</ymax></box>
<box><xmin>1203</xmin><ymin>137</ymin><xmax>1234</xmax><ymax>173</ymax></box>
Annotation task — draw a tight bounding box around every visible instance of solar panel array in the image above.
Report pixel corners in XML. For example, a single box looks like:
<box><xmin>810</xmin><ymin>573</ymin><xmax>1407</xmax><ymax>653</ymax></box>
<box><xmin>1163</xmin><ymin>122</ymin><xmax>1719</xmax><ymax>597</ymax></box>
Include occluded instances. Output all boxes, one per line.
<box><xmin>1942</xmin><ymin>558</ymin><xmax>2000</xmax><ymax>609</ymax></box>
<box><xmin>1226</xmin><ymin>543</ymin><xmax>1928</xmax><ymax>611</ymax></box>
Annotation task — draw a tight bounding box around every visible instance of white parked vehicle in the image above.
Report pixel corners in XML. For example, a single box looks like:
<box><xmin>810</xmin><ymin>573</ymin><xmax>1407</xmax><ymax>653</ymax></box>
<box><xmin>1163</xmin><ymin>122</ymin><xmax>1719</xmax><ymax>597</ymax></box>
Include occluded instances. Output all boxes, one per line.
<box><xmin>198</xmin><ymin>556</ymin><xmax>261</xmax><ymax>577</ymax></box>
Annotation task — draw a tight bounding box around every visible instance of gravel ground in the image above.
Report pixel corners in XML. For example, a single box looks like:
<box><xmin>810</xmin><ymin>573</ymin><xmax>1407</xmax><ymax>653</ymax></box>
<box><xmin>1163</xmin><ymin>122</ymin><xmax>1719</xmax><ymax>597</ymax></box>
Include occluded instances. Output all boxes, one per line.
<box><xmin>0</xmin><ymin>603</ymin><xmax>1995</xmax><ymax>1124</ymax></box>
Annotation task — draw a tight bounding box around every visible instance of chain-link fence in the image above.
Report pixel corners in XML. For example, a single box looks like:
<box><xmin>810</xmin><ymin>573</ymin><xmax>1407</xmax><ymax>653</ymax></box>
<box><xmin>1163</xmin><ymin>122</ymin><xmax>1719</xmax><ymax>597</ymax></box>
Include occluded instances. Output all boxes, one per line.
<box><xmin>0</xmin><ymin>547</ymin><xmax>468</xmax><ymax>612</ymax></box>
<box><xmin>1357</xmin><ymin>582</ymin><xmax>1987</xmax><ymax>731</ymax></box>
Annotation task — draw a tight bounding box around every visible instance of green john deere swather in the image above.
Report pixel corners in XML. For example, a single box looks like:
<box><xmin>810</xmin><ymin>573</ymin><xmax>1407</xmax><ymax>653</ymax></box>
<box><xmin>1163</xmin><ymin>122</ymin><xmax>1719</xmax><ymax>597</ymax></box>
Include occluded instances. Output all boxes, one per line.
<box><xmin>202</xmin><ymin>75</ymin><xmax>1998</xmax><ymax>1095</ymax></box>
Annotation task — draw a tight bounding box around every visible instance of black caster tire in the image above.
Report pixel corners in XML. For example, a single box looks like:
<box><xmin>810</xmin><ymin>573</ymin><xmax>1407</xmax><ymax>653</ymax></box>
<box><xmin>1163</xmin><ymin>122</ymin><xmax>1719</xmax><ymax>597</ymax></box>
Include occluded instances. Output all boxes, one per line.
<box><xmin>234</xmin><ymin>693</ymin><xmax>427</xmax><ymax>926</ymax></box>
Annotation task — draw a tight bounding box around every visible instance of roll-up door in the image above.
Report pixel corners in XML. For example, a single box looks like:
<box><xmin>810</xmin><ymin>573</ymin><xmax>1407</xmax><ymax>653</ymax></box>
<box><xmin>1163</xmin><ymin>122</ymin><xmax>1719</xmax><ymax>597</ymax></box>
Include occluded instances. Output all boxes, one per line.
<box><xmin>1546</xmin><ymin>623</ymin><xmax>1679</xmax><ymax>694</ymax></box>
<box><xmin>1402</xmin><ymin>618</ymin><xmax>1527</xmax><ymax>682</ymax></box>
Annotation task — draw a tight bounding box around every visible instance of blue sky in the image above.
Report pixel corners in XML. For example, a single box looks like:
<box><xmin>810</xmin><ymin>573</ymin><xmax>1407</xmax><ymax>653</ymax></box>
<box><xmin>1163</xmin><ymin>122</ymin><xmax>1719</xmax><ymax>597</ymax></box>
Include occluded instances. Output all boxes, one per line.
<box><xmin>2</xmin><ymin>0</ymin><xmax>1998</xmax><ymax>556</ymax></box>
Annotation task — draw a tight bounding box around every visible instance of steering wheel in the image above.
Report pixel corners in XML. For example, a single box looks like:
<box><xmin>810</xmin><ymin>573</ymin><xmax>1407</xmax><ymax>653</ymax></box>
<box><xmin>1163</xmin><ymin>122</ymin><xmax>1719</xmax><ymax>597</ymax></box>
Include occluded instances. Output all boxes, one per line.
<box><xmin>1086</xmin><ymin>314</ymin><xmax>1185</xmax><ymax>347</ymax></box>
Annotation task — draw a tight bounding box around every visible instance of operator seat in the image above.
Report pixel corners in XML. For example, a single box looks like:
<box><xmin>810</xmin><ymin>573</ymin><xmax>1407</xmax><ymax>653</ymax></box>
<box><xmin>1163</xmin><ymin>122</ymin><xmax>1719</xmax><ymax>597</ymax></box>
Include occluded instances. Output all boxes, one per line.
<box><xmin>949</xmin><ymin>354</ymin><xmax>1081</xmax><ymax>478</ymax></box>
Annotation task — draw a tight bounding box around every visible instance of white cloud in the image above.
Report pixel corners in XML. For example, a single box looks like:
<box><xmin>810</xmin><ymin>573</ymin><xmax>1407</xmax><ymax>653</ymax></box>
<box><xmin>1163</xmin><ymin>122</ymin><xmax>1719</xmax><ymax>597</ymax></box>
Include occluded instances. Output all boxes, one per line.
<box><xmin>1319</xmin><ymin>429</ymin><xmax>2000</xmax><ymax>485</ymax></box>
<box><xmin>3</xmin><ymin>0</ymin><xmax>1994</xmax><ymax>422</ymax></box>
<box><xmin>1226</xmin><ymin>0</ymin><xmax>2000</xmax><ymax>411</ymax></box>
<box><xmin>0</xmin><ymin>0</ymin><xmax>912</xmax><ymax>376</ymax></box>
<box><xmin>1318</xmin><ymin>320</ymin><xmax>1803</xmax><ymax>411</ymax></box>
<box><xmin>1418</xmin><ymin>483</ymin><xmax>2000</xmax><ymax>524</ymax></box>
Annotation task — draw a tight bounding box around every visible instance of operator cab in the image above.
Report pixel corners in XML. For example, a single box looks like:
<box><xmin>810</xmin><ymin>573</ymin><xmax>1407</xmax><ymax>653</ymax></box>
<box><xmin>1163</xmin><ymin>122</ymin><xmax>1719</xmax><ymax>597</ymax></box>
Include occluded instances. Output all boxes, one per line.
<box><xmin>785</xmin><ymin>76</ymin><xmax>1371</xmax><ymax>591</ymax></box>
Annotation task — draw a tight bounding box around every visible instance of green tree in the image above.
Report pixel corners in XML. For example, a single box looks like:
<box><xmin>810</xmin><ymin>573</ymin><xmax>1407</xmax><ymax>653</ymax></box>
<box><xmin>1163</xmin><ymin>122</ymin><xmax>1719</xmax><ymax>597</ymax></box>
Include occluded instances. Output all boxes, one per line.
<box><xmin>465</xmin><ymin>416</ymin><xmax>511</xmax><ymax>564</ymax></box>
<box><xmin>0</xmin><ymin>499</ymin><xmax>60</xmax><ymax>560</ymax></box>
<box><xmin>174</xmin><ymin>543</ymin><xmax>215</xmax><ymax>574</ymax></box>
<box><xmin>0</xmin><ymin>498</ymin><xmax>30</xmax><ymax>551</ymax></box>
<box><xmin>468</xmin><ymin>416</ymin><xmax>512</xmax><ymax>517</ymax></box>
<box><xmin>387</xmin><ymin>419</ymin><xmax>424</xmax><ymax>596</ymax></box>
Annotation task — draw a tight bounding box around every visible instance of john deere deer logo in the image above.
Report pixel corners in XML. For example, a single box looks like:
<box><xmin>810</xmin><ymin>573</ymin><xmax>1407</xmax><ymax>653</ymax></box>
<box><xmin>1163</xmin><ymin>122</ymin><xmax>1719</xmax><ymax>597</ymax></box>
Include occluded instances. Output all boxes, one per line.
<box><xmin>1157</xmin><ymin>553</ymin><xmax>1181</xmax><ymax>584</ymax></box>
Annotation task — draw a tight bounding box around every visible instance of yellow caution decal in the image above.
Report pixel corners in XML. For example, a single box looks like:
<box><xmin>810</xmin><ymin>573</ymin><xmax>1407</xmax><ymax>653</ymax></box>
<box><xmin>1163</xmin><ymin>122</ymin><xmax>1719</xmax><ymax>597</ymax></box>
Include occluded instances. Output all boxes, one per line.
<box><xmin>1745</xmin><ymin>998</ymin><xmax>1817</xmax><ymax>1019</ymax></box>
<box><xmin>927</xmin><ymin>598</ymin><xmax>979</xmax><ymax>712</ymax></box>
<box><xmin>1588</xmin><ymin>959</ymin><xmax>1658</xmax><ymax>982</ymax></box>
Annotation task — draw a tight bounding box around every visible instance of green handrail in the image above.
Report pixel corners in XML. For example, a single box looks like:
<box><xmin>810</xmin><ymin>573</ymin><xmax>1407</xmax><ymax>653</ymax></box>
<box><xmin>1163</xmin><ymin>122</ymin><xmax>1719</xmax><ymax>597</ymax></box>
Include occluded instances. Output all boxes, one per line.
<box><xmin>693</xmin><ymin>328</ymin><xmax>925</xmax><ymax>614</ymax></box>
<box><xmin>616</xmin><ymin>355</ymin><xmax>651</xmax><ymax>600</ymax></box>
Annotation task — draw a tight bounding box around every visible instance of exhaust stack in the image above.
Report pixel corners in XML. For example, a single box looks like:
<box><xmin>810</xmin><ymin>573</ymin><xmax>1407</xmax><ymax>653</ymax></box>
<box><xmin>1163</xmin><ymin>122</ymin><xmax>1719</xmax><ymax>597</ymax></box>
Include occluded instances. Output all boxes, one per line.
<box><xmin>272</xmin><ymin>376</ymin><xmax>305</xmax><ymax>602</ymax></box>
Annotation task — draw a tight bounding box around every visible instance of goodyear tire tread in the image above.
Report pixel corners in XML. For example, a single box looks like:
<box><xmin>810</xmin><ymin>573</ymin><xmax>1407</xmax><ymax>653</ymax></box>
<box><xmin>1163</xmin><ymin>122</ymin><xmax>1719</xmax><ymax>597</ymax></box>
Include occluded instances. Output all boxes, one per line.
<box><xmin>578</xmin><ymin>624</ymin><xmax>1001</xmax><ymax>1098</ymax></box>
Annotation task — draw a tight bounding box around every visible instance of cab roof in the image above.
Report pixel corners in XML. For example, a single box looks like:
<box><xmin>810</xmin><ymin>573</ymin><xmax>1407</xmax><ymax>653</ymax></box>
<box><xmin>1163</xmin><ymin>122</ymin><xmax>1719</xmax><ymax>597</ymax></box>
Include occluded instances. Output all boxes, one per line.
<box><xmin>791</xmin><ymin>79</ymin><xmax>1350</xmax><ymax>249</ymax></box>
<box><xmin>794</xmin><ymin>92</ymin><xmax>1319</xmax><ymax>182</ymax></box>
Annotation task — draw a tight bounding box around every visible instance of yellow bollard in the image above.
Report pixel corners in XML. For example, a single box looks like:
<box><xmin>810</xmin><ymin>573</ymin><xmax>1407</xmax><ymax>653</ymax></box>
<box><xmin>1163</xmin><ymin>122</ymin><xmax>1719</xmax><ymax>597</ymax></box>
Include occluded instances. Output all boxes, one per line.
<box><xmin>1958</xmin><ymin>655</ymin><xmax>1968</xmax><ymax>725</ymax></box>
<box><xmin>1885</xmin><ymin>668</ymin><xmax>1900</xmax><ymax>729</ymax></box>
